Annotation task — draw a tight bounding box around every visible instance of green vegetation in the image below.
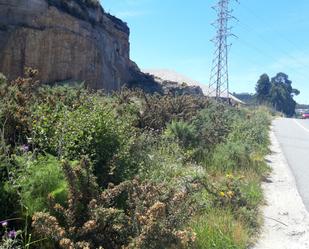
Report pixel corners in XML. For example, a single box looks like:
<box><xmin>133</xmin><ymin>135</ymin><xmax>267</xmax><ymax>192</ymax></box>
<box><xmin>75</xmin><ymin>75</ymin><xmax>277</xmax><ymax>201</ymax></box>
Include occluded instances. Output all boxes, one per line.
<box><xmin>0</xmin><ymin>69</ymin><xmax>271</xmax><ymax>249</ymax></box>
<box><xmin>255</xmin><ymin>72</ymin><xmax>300</xmax><ymax>116</ymax></box>
<box><xmin>191</xmin><ymin>209</ymin><xmax>249</xmax><ymax>249</ymax></box>
<box><xmin>13</xmin><ymin>154</ymin><xmax>67</xmax><ymax>216</ymax></box>
<box><xmin>234</xmin><ymin>73</ymin><xmax>300</xmax><ymax>117</ymax></box>
<box><xmin>46</xmin><ymin>0</ymin><xmax>102</xmax><ymax>26</ymax></box>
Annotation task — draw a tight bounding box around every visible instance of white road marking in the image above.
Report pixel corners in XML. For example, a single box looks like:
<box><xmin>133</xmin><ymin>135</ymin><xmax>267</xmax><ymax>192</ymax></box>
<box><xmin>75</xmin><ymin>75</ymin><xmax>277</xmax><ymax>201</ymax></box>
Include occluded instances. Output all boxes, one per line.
<box><xmin>293</xmin><ymin>119</ymin><xmax>309</xmax><ymax>133</ymax></box>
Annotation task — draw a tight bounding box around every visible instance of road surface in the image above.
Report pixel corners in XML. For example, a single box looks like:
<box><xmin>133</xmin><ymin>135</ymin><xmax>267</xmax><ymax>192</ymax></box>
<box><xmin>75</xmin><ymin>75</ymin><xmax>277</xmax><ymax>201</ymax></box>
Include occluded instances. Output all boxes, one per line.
<box><xmin>253</xmin><ymin>121</ymin><xmax>309</xmax><ymax>249</ymax></box>
<box><xmin>273</xmin><ymin>118</ymin><xmax>309</xmax><ymax>211</ymax></box>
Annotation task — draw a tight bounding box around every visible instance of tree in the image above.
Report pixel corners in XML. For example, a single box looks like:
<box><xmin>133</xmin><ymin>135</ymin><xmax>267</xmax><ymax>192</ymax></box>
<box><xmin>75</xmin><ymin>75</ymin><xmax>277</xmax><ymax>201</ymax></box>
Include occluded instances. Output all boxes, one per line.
<box><xmin>270</xmin><ymin>73</ymin><xmax>299</xmax><ymax>116</ymax></box>
<box><xmin>256</xmin><ymin>74</ymin><xmax>271</xmax><ymax>104</ymax></box>
<box><xmin>255</xmin><ymin>72</ymin><xmax>300</xmax><ymax>117</ymax></box>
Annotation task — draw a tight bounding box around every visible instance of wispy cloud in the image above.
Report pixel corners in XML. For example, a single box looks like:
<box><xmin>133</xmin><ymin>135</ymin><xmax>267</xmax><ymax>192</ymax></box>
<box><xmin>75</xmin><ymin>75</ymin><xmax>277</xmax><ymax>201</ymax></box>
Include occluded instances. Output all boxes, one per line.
<box><xmin>123</xmin><ymin>0</ymin><xmax>152</xmax><ymax>6</ymax></box>
<box><xmin>269</xmin><ymin>52</ymin><xmax>309</xmax><ymax>73</ymax></box>
<box><xmin>102</xmin><ymin>0</ymin><xmax>152</xmax><ymax>19</ymax></box>
<box><xmin>114</xmin><ymin>10</ymin><xmax>146</xmax><ymax>18</ymax></box>
<box><xmin>115</xmin><ymin>10</ymin><xmax>146</xmax><ymax>18</ymax></box>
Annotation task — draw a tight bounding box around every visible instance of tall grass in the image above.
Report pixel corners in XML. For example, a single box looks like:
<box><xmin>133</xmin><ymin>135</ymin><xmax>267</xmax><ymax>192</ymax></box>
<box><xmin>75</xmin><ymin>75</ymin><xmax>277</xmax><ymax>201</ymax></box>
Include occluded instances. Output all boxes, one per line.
<box><xmin>191</xmin><ymin>209</ymin><xmax>249</xmax><ymax>249</ymax></box>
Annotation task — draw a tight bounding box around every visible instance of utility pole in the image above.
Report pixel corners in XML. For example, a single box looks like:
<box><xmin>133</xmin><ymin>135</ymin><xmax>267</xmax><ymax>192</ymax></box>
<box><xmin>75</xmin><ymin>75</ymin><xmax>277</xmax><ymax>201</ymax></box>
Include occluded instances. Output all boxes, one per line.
<box><xmin>209</xmin><ymin>0</ymin><xmax>238</xmax><ymax>100</ymax></box>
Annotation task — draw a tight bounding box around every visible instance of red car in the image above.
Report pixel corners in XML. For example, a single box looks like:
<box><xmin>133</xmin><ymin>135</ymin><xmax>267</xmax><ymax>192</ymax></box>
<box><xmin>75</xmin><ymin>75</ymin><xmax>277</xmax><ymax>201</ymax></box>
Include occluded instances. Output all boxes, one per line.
<box><xmin>302</xmin><ymin>113</ymin><xmax>309</xmax><ymax>119</ymax></box>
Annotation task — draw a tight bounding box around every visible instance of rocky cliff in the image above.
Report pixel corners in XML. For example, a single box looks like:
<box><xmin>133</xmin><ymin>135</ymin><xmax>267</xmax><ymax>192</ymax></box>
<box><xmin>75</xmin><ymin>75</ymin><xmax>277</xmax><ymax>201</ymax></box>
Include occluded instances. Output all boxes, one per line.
<box><xmin>0</xmin><ymin>0</ymin><xmax>141</xmax><ymax>91</ymax></box>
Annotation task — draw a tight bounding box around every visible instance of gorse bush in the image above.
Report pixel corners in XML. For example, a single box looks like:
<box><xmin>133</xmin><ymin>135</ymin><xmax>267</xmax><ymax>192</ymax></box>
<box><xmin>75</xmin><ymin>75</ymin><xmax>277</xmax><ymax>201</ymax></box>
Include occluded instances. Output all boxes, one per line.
<box><xmin>113</xmin><ymin>89</ymin><xmax>211</xmax><ymax>131</ymax></box>
<box><xmin>211</xmin><ymin>174</ymin><xmax>248</xmax><ymax>211</ymax></box>
<box><xmin>32</xmin><ymin>158</ymin><xmax>130</xmax><ymax>249</ymax></box>
<box><xmin>32</xmin><ymin>159</ymin><xmax>196</xmax><ymax>249</ymax></box>
<box><xmin>0</xmin><ymin>69</ymin><xmax>89</xmax><ymax>145</ymax></box>
<box><xmin>0</xmin><ymin>68</ymin><xmax>40</xmax><ymax>145</ymax></box>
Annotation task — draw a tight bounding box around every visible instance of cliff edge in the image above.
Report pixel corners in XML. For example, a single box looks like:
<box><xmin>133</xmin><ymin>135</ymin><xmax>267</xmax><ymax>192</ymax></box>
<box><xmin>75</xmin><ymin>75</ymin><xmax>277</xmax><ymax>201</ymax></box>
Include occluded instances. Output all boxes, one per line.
<box><xmin>0</xmin><ymin>0</ymin><xmax>140</xmax><ymax>91</ymax></box>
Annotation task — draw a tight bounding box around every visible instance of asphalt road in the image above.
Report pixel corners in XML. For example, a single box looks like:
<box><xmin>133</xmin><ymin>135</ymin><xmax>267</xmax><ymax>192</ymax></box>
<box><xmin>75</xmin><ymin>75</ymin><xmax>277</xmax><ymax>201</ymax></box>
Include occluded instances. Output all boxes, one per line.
<box><xmin>273</xmin><ymin>118</ymin><xmax>309</xmax><ymax>211</ymax></box>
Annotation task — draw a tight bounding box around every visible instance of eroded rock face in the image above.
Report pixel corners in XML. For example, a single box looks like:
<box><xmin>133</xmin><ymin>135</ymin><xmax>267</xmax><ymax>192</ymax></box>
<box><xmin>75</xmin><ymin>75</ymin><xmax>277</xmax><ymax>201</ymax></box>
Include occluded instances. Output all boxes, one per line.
<box><xmin>0</xmin><ymin>0</ymin><xmax>139</xmax><ymax>91</ymax></box>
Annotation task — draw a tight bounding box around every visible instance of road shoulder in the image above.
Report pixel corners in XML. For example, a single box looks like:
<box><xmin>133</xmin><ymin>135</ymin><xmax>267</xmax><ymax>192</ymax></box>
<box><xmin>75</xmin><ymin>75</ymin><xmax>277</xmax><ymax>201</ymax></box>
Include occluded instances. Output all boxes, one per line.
<box><xmin>253</xmin><ymin>125</ymin><xmax>309</xmax><ymax>249</ymax></box>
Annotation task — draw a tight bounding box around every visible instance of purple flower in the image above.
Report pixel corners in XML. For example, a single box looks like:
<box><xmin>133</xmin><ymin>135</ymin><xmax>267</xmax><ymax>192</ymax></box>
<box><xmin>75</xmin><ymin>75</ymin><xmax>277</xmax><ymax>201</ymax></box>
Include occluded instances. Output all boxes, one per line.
<box><xmin>8</xmin><ymin>230</ymin><xmax>17</xmax><ymax>239</ymax></box>
<box><xmin>0</xmin><ymin>220</ymin><xmax>8</xmax><ymax>227</ymax></box>
<box><xmin>21</xmin><ymin>144</ymin><xmax>29</xmax><ymax>153</ymax></box>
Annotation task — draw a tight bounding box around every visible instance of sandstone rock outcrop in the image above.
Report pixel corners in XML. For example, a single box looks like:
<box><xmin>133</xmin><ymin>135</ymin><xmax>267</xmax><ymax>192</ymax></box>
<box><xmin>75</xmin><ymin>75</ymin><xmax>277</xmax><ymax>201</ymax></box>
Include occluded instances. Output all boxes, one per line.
<box><xmin>0</xmin><ymin>0</ymin><xmax>141</xmax><ymax>91</ymax></box>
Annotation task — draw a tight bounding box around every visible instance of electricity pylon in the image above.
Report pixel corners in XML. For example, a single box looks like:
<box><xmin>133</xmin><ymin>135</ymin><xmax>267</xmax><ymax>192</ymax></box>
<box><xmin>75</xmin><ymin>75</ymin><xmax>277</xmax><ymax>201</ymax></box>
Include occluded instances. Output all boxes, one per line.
<box><xmin>209</xmin><ymin>0</ymin><xmax>238</xmax><ymax>100</ymax></box>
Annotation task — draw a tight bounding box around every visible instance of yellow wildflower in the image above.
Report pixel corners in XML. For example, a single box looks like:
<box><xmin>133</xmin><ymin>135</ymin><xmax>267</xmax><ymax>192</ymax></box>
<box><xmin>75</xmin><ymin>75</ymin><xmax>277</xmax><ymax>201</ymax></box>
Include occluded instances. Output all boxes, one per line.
<box><xmin>219</xmin><ymin>191</ymin><xmax>225</xmax><ymax>197</ymax></box>
<box><xmin>226</xmin><ymin>173</ymin><xmax>233</xmax><ymax>179</ymax></box>
<box><xmin>227</xmin><ymin>191</ymin><xmax>234</xmax><ymax>198</ymax></box>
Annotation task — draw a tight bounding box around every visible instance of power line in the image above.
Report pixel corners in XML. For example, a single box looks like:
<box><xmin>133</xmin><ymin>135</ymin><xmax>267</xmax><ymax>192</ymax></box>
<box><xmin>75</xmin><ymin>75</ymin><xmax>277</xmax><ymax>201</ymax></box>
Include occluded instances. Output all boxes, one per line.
<box><xmin>233</xmin><ymin>23</ymin><xmax>309</xmax><ymax>83</ymax></box>
<box><xmin>221</xmin><ymin>2</ymin><xmax>309</xmax><ymax>88</ymax></box>
<box><xmin>239</xmin><ymin>2</ymin><xmax>303</xmax><ymax>50</ymax></box>
<box><xmin>238</xmin><ymin>2</ymin><xmax>309</xmax><ymax>67</ymax></box>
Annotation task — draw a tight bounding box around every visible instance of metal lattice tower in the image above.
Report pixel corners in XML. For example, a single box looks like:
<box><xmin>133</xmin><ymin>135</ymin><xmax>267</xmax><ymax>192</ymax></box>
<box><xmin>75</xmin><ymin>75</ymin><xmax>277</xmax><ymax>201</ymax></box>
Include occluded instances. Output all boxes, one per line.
<box><xmin>209</xmin><ymin>0</ymin><xmax>238</xmax><ymax>100</ymax></box>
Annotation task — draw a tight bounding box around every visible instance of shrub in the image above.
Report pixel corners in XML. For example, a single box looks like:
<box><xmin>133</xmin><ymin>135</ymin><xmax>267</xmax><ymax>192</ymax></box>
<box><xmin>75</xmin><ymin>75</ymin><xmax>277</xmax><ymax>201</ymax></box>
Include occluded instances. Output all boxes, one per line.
<box><xmin>208</xmin><ymin>107</ymin><xmax>270</xmax><ymax>172</ymax></box>
<box><xmin>32</xmin><ymin>159</ymin><xmax>196</xmax><ymax>249</ymax></box>
<box><xmin>133</xmin><ymin>131</ymin><xmax>195</xmax><ymax>184</ymax></box>
<box><xmin>32</xmin><ymin>158</ymin><xmax>130</xmax><ymax>249</ymax></box>
<box><xmin>36</xmin><ymin>84</ymin><xmax>90</xmax><ymax>109</ymax></box>
<box><xmin>124</xmin><ymin>179</ymin><xmax>197</xmax><ymax>249</ymax></box>
<box><xmin>211</xmin><ymin>174</ymin><xmax>248</xmax><ymax>210</ymax></box>
<box><xmin>165</xmin><ymin>120</ymin><xmax>197</xmax><ymax>149</ymax></box>
<box><xmin>0</xmin><ymin>68</ymin><xmax>41</xmax><ymax>145</ymax></box>
<box><xmin>211</xmin><ymin>140</ymin><xmax>251</xmax><ymax>172</ymax></box>
<box><xmin>0</xmin><ymin>130</ymin><xmax>20</xmax><ymax>220</ymax></box>
<box><xmin>114</xmin><ymin>89</ymin><xmax>210</xmax><ymax>131</ymax></box>
<box><xmin>13</xmin><ymin>154</ymin><xmax>67</xmax><ymax>216</ymax></box>
<box><xmin>0</xmin><ymin>70</ymin><xmax>272</xmax><ymax>249</ymax></box>
<box><xmin>191</xmin><ymin>102</ymin><xmax>234</xmax><ymax>161</ymax></box>
<box><xmin>228</xmin><ymin>109</ymin><xmax>271</xmax><ymax>154</ymax></box>
<box><xmin>0</xmin><ymin>182</ymin><xmax>20</xmax><ymax>221</ymax></box>
<box><xmin>31</xmin><ymin>96</ymin><xmax>135</xmax><ymax>185</ymax></box>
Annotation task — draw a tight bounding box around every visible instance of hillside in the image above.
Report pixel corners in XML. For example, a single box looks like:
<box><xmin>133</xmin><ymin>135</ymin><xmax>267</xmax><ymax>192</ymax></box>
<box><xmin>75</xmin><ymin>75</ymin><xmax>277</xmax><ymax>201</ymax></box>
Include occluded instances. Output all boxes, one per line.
<box><xmin>144</xmin><ymin>69</ymin><xmax>244</xmax><ymax>103</ymax></box>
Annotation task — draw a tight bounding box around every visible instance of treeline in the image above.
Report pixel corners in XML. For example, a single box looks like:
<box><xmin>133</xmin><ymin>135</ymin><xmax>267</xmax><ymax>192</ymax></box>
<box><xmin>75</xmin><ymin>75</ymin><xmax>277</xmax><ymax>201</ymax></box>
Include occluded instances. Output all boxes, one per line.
<box><xmin>234</xmin><ymin>73</ymin><xmax>300</xmax><ymax>117</ymax></box>
<box><xmin>0</xmin><ymin>69</ymin><xmax>271</xmax><ymax>249</ymax></box>
<box><xmin>256</xmin><ymin>72</ymin><xmax>300</xmax><ymax>116</ymax></box>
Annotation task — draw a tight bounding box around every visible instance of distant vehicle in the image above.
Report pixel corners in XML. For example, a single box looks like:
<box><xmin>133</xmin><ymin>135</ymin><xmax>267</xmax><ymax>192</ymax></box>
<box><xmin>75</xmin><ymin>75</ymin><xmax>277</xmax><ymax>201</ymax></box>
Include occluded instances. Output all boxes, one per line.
<box><xmin>302</xmin><ymin>113</ymin><xmax>309</xmax><ymax>119</ymax></box>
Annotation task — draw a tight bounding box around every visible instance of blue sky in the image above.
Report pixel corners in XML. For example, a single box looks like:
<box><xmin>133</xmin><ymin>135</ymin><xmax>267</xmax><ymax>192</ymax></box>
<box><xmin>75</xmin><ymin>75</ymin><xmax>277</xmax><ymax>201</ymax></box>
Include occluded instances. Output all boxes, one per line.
<box><xmin>102</xmin><ymin>0</ymin><xmax>309</xmax><ymax>104</ymax></box>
